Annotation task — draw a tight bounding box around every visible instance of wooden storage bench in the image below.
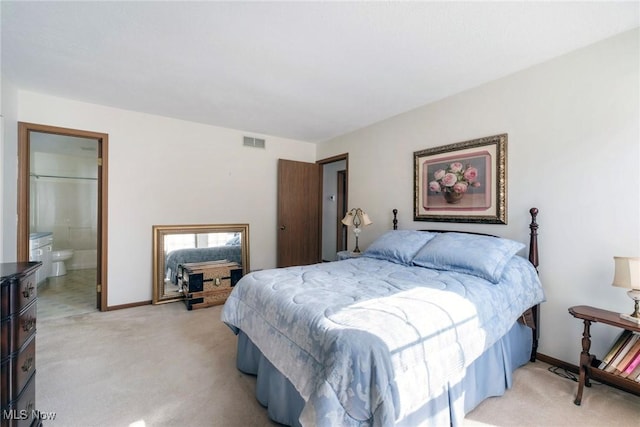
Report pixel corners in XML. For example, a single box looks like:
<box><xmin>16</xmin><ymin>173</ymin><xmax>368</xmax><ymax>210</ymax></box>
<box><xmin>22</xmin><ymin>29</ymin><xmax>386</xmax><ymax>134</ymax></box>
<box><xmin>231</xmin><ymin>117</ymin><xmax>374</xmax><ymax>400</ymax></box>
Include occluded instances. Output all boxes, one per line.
<box><xmin>178</xmin><ymin>260</ymin><xmax>243</xmax><ymax>310</ymax></box>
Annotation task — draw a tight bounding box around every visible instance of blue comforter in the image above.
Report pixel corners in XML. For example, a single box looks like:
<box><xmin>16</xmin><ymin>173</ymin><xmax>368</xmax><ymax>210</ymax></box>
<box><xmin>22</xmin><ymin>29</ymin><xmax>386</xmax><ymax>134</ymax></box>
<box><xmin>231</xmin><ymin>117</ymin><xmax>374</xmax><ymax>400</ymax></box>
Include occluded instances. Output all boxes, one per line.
<box><xmin>221</xmin><ymin>255</ymin><xmax>544</xmax><ymax>426</ymax></box>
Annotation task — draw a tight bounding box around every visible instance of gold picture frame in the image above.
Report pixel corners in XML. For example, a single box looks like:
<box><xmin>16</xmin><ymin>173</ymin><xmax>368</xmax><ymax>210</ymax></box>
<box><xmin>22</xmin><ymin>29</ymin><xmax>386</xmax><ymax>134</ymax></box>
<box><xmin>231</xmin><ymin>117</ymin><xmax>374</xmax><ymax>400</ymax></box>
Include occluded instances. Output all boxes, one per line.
<box><xmin>414</xmin><ymin>133</ymin><xmax>507</xmax><ymax>224</ymax></box>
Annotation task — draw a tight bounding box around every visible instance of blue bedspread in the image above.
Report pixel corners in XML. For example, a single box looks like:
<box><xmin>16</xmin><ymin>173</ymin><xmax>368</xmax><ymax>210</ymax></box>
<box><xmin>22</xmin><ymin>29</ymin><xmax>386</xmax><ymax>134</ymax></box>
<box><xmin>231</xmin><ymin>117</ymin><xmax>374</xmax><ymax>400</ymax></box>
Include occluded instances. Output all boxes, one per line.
<box><xmin>221</xmin><ymin>255</ymin><xmax>544</xmax><ymax>426</ymax></box>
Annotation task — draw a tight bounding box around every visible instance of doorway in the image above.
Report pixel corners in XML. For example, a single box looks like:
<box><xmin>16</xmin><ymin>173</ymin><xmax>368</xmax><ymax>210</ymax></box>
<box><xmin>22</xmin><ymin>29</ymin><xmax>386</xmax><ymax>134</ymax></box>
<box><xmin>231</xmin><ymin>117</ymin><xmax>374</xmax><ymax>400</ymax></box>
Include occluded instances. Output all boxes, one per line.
<box><xmin>320</xmin><ymin>159</ymin><xmax>347</xmax><ymax>261</ymax></box>
<box><xmin>336</xmin><ymin>169</ymin><xmax>347</xmax><ymax>252</ymax></box>
<box><xmin>17</xmin><ymin>122</ymin><xmax>108</xmax><ymax>312</ymax></box>
<box><xmin>319</xmin><ymin>154</ymin><xmax>348</xmax><ymax>261</ymax></box>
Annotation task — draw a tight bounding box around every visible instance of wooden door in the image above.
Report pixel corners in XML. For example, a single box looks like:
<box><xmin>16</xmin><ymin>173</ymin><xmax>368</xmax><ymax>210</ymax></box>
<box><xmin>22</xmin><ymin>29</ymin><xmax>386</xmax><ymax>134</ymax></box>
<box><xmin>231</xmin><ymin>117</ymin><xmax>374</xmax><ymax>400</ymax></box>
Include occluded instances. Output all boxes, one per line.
<box><xmin>277</xmin><ymin>159</ymin><xmax>321</xmax><ymax>267</ymax></box>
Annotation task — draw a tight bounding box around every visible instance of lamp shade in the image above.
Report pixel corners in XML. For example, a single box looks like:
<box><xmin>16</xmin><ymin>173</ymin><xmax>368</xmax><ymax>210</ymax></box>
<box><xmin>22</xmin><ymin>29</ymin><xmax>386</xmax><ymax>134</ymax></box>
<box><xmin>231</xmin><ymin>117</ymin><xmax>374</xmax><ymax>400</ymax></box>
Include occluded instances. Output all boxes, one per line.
<box><xmin>361</xmin><ymin>212</ymin><xmax>373</xmax><ymax>226</ymax></box>
<box><xmin>342</xmin><ymin>208</ymin><xmax>372</xmax><ymax>227</ymax></box>
<box><xmin>612</xmin><ymin>256</ymin><xmax>640</xmax><ymax>290</ymax></box>
<box><xmin>341</xmin><ymin>211</ymin><xmax>355</xmax><ymax>226</ymax></box>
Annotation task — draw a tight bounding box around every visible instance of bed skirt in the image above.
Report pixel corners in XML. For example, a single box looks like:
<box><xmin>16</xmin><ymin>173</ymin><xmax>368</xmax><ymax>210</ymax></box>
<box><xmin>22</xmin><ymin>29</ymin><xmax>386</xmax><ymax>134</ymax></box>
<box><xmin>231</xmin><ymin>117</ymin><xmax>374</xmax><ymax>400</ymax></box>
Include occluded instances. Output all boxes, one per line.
<box><xmin>234</xmin><ymin>321</ymin><xmax>533</xmax><ymax>427</ymax></box>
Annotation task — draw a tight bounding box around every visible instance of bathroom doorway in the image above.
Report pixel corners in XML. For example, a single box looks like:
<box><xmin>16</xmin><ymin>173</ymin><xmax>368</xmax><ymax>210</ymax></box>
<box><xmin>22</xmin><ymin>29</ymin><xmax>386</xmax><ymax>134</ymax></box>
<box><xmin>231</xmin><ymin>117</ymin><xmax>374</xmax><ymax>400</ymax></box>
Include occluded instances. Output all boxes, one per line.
<box><xmin>17</xmin><ymin>122</ymin><xmax>108</xmax><ymax>312</ymax></box>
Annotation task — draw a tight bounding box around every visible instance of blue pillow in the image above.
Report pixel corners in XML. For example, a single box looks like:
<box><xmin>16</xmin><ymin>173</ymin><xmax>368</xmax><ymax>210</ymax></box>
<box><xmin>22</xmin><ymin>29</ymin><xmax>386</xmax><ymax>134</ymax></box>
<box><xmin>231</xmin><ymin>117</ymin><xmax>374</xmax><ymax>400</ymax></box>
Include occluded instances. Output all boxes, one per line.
<box><xmin>412</xmin><ymin>232</ymin><xmax>525</xmax><ymax>283</ymax></box>
<box><xmin>362</xmin><ymin>230</ymin><xmax>436</xmax><ymax>265</ymax></box>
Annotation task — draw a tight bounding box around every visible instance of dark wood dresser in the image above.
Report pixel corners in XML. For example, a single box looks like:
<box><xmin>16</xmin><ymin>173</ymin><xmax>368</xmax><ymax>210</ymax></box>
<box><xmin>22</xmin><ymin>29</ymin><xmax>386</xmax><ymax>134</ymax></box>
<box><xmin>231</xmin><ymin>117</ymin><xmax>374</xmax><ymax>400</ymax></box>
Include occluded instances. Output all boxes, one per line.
<box><xmin>1</xmin><ymin>262</ymin><xmax>41</xmax><ymax>427</ymax></box>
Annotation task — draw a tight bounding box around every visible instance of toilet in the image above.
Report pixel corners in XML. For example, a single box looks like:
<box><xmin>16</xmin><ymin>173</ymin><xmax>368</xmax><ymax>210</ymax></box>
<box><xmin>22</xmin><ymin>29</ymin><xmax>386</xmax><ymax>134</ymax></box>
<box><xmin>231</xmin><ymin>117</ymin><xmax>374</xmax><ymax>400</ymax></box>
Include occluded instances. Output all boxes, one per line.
<box><xmin>50</xmin><ymin>249</ymin><xmax>74</xmax><ymax>277</ymax></box>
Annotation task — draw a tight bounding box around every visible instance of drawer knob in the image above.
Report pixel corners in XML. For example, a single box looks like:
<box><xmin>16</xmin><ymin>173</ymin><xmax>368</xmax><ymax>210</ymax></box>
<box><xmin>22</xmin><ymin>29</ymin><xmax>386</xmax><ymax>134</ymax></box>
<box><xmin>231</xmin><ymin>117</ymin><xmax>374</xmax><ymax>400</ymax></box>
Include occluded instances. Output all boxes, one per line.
<box><xmin>22</xmin><ymin>284</ymin><xmax>34</xmax><ymax>298</ymax></box>
<box><xmin>21</xmin><ymin>356</ymin><xmax>34</xmax><ymax>373</ymax></box>
<box><xmin>22</xmin><ymin>317</ymin><xmax>36</xmax><ymax>332</ymax></box>
<box><xmin>214</xmin><ymin>278</ymin><xmax>221</xmax><ymax>287</ymax></box>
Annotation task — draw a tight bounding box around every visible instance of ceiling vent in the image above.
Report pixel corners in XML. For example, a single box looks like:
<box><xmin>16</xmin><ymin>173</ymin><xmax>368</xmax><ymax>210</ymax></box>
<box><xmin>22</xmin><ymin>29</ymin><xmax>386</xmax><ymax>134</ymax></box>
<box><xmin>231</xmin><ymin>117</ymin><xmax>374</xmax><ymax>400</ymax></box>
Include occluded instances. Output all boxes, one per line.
<box><xmin>243</xmin><ymin>136</ymin><xmax>265</xmax><ymax>149</ymax></box>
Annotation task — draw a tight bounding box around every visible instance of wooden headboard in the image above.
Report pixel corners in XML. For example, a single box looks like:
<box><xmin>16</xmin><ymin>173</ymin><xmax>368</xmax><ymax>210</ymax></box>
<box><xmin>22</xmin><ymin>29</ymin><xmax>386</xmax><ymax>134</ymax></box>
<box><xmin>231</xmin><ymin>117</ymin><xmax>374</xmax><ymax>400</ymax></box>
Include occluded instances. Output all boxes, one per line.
<box><xmin>391</xmin><ymin>207</ymin><xmax>541</xmax><ymax>361</ymax></box>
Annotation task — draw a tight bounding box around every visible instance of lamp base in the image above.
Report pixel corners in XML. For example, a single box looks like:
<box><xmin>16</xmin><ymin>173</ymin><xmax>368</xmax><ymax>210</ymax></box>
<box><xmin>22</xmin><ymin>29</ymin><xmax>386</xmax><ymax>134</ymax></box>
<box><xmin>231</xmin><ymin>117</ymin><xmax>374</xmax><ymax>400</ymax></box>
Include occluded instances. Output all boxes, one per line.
<box><xmin>620</xmin><ymin>313</ymin><xmax>640</xmax><ymax>324</ymax></box>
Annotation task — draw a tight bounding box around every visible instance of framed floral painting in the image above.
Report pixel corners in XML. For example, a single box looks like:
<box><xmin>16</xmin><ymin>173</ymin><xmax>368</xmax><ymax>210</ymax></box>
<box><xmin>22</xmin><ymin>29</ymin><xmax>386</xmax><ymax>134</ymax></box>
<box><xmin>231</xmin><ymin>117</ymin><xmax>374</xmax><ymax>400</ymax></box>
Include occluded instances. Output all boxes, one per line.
<box><xmin>414</xmin><ymin>133</ymin><xmax>507</xmax><ymax>224</ymax></box>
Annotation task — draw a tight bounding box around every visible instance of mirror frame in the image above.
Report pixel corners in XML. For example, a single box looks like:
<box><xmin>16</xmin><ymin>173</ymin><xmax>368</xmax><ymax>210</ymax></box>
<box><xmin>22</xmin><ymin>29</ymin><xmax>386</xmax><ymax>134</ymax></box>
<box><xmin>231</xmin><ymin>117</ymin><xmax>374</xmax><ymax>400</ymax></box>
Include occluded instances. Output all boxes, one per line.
<box><xmin>152</xmin><ymin>223</ymin><xmax>250</xmax><ymax>304</ymax></box>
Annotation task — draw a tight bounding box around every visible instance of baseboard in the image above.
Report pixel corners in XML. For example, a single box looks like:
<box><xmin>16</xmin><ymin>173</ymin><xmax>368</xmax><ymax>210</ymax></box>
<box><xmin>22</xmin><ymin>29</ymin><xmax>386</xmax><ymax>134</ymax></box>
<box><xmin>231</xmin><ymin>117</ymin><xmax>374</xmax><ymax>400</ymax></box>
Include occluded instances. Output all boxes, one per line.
<box><xmin>104</xmin><ymin>300</ymin><xmax>151</xmax><ymax>311</ymax></box>
<box><xmin>536</xmin><ymin>352</ymin><xmax>639</xmax><ymax>395</ymax></box>
<box><xmin>536</xmin><ymin>352</ymin><xmax>578</xmax><ymax>374</ymax></box>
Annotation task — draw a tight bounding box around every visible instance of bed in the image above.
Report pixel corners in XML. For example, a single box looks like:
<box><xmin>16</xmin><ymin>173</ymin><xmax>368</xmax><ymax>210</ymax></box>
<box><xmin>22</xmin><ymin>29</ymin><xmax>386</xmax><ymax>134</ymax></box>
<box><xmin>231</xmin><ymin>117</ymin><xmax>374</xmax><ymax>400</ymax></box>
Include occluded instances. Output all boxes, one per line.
<box><xmin>221</xmin><ymin>208</ymin><xmax>544</xmax><ymax>426</ymax></box>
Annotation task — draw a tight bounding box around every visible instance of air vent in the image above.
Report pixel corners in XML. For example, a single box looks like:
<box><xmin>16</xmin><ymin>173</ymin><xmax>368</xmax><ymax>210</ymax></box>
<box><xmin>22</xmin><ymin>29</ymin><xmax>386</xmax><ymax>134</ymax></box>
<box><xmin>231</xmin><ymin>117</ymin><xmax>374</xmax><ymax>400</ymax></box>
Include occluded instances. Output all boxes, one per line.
<box><xmin>243</xmin><ymin>136</ymin><xmax>266</xmax><ymax>149</ymax></box>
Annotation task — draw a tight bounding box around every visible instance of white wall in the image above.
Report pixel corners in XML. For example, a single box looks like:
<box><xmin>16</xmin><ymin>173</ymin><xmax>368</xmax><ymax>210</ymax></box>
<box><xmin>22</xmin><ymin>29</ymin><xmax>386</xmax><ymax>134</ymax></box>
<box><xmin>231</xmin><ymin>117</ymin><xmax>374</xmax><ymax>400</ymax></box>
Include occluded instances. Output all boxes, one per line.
<box><xmin>1</xmin><ymin>77</ymin><xmax>20</xmax><ymax>262</ymax></box>
<box><xmin>0</xmin><ymin>114</ymin><xmax>3</xmax><ymax>263</ymax></box>
<box><xmin>317</xmin><ymin>29</ymin><xmax>640</xmax><ymax>364</ymax></box>
<box><xmin>6</xmin><ymin>92</ymin><xmax>316</xmax><ymax>305</ymax></box>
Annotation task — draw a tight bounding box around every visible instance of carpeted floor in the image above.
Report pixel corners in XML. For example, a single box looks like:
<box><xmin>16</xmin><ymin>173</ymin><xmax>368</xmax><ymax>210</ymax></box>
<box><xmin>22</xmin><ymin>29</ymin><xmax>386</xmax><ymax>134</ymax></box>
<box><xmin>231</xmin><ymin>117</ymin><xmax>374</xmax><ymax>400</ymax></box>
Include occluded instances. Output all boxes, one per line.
<box><xmin>36</xmin><ymin>303</ymin><xmax>639</xmax><ymax>427</ymax></box>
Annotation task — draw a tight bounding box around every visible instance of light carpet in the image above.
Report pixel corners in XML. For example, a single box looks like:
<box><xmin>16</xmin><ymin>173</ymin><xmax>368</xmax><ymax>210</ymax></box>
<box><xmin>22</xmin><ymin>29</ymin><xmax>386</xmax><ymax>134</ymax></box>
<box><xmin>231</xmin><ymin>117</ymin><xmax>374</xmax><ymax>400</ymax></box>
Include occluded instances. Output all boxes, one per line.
<box><xmin>36</xmin><ymin>303</ymin><xmax>639</xmax><ymax>427</ymax></box>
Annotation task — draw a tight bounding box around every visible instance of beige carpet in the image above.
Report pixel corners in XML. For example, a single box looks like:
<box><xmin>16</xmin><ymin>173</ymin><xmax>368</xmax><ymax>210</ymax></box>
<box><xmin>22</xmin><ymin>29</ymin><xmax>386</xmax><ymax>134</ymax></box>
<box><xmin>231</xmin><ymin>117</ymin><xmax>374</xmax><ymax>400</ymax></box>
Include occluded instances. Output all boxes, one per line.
<box><xmin>36</xmin><ymin>303</ymin><xmax>639</xmax><ymax>427</ymax></box>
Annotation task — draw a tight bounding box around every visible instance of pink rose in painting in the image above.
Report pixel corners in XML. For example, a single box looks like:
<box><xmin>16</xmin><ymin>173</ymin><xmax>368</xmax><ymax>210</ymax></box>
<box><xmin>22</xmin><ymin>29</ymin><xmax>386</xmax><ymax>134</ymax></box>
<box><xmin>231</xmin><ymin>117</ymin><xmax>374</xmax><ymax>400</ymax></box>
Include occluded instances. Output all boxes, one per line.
<box><xmin>449</xmin><ymin>162</ymin><xmax>463</xmax><ymax>173</ymax></box>
<box><xmin>441</xmin><ymin>173</ymin><xmax>458</xmax><ymax>187</ymax></box>
<box><xmin>427</xmin><ymin>161</ymin><xmax>481</xmax><ymax>197</ymax></box>
<box><xmin>453</xmin><ymin>182</ymin><xmax>468</xmax><ymax>193</ymax></box>
<box><xmin>463</xmin><ymin>167</ymin><xmax>478</xmax><ymax>182</ymax></box>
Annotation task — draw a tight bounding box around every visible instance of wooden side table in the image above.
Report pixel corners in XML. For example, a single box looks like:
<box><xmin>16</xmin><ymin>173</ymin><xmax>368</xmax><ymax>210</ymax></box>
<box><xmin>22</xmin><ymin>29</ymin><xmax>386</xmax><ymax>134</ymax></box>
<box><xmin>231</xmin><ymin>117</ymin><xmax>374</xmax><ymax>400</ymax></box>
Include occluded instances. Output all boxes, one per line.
<box><xmin>568</xmin><ymin>305</ymin><xmax>640</xmax><ymax>405</ymax></box>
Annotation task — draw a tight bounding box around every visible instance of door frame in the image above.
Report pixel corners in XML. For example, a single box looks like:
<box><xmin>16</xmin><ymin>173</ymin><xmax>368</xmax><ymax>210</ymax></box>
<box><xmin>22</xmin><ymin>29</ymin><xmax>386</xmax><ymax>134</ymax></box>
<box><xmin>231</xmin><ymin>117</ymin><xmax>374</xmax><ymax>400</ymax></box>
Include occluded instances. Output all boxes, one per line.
<box><xmin>17</xmin><ymin>122</ymin><xmax>109</xmax><ymax>311</ymax></box>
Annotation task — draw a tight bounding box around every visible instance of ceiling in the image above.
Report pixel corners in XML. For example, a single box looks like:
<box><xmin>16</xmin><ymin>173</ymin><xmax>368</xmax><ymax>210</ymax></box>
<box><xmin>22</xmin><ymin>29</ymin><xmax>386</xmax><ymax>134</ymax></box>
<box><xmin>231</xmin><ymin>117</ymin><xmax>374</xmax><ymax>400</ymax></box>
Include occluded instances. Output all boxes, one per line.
<box><xmin>2</xmin><ymin>1</ymin><xmax>638</xmax><ymax>143</ymax></box>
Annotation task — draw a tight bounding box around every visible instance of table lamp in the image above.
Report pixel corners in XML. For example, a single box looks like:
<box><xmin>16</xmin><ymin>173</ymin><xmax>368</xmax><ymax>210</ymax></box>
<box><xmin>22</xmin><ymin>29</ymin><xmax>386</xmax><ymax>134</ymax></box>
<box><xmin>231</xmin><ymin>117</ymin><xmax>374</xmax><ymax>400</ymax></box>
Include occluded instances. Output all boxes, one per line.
<box><xmin>341</xmin><ymin>208</ymin><xmax>372</xmax><ymax>253</ymax></box>
<box><xmin>612</xmin><ymin>256</ymin><xmax>640</xmax><ymax>324</ymax></box>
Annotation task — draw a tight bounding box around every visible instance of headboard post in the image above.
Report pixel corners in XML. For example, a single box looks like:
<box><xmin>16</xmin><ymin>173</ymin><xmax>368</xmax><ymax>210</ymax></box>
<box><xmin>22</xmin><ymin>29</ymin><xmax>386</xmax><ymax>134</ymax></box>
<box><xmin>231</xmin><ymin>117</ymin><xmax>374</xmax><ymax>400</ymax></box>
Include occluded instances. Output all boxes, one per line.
<box><xmin>392</xmin><ymin>209</ymin><xmax>398</xmax><ymax>230</ymax></box>
<box><xmin>528</xmin><ymin>207</ymin><xmax>539</xmax><ymax>270</ymax></box>
<box><xmin>528</xmin><ymin>207</ymin><xmax>540</xmax><ymax>362</ymax></box>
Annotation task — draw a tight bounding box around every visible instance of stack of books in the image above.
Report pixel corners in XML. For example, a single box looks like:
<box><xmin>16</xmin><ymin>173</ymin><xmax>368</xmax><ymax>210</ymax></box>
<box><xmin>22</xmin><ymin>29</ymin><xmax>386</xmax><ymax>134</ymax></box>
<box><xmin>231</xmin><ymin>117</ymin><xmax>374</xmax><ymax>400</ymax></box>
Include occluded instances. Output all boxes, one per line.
<box><xmin>598</xmin><ymin>330</ymin><xmax>640</xmax><ymax>381</ymax></box>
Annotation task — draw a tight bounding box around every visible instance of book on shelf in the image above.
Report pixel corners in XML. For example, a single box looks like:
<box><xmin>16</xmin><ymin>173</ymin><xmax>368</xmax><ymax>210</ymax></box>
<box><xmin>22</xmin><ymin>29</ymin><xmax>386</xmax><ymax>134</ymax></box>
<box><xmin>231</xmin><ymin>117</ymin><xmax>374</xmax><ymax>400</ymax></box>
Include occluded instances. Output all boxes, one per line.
<box><xmin>605</xmin><ymin>332</ymin><xmax>639</xmax><ymax>373</ymax></box>
<box><xmin>621</xmin><ymin>351</ymin><xmax>640</xmax><ymax>379</ymax></box>
<box><xmin>630</xmin><ymin>362</ymin><xmax>640</xmax><ymax>381</ymax></box>
<box><xmin>599</xmin><ymin>329</ymin><xmax>633</xmax><ymax>370</ymax></box>
<box><xmin>615</xmin><ymin>338</ymin><xmax>640</xmax><ymax>375</ymax></box>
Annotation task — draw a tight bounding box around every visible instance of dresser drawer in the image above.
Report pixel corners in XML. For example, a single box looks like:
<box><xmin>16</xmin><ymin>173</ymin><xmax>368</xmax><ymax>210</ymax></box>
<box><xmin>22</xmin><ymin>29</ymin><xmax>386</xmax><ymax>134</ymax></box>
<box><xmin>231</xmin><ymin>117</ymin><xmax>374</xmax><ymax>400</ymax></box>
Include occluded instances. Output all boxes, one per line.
<box><xmin>0</xmin><ymin>336</ymin><xmax>36</xmax><ymax>408</ymax></box>
<box><xmin>1</xmin><ymin>275</ymin><xmax>37</xmax><ymax>318</ymax></box>
<box><xmin>17</xmin><ymin>274</ymin><xmax>37</xmax><ymax>313</ymax></box>
<box><xmin>0</xmin><ymin>302</ymin><xmax>36</xmax><ymax>359</ymax></box>
<box><xmin>1</xmin><ymin>373</ymin><xmax>37</xmax><ymax>427</ymax></box>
